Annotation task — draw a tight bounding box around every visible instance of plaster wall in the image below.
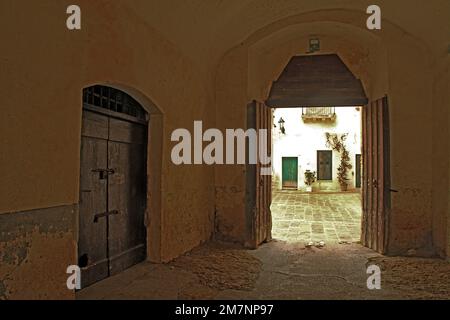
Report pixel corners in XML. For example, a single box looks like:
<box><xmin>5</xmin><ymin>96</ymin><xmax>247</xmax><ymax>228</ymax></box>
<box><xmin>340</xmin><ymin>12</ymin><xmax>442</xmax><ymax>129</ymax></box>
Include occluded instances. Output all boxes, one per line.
<box><xmin>272</xmin><ymin>108</ymin><xmax>362</xmax><ymax>191</ymax></box>
<box><xmin>0</xmin><ymin>0</ymin><xmax>216</xmax><ymax>298</ymax></box>
<box><xmin>0</xmin><ymin>205</ymin><xmax>76</xmax><ymax>300</ymax></box>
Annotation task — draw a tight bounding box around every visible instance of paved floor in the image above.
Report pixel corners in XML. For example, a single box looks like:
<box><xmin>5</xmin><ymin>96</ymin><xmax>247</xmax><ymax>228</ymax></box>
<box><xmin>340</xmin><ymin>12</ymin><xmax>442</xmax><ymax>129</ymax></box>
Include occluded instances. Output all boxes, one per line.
<box><xmin>271</xmin><ymin>191</ymin><xmax>362</xmax><ymax>244</ymax></box>
<box><xmin>77</xmin><ymin>241</ymin><xmax>450</xmax><ymax>300</ymax></box>
<box><xmin>76</xmin><ymin>191</ymin><xmax>450</xmax><ymax>300</ymax></box>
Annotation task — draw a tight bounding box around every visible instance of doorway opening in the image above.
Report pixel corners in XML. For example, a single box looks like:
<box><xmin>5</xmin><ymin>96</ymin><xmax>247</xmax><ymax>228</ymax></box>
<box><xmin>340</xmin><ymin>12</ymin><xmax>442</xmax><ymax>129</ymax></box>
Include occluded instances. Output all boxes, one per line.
<box><xmin>246</xmin><ymin>54</ymin><xmax>391</xmax><ymax>254</ymax></box>
<box><xmin>78</xmin><ymin>85</ymin><xmax>148</xmax><ymax>288</ymax></box>
<box><xmin>271</xmin><ymin>106</ymin><xmax>363</xmax><ymax>245</ymax></box>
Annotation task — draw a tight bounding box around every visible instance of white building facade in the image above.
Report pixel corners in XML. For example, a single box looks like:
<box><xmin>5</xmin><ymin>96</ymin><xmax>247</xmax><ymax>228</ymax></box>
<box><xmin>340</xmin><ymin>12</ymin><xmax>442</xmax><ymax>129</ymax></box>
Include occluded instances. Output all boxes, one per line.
<box><xmin>272</xmin><ymin>107</ymin><xmax>362</xmax><ymax>192</ymax></box>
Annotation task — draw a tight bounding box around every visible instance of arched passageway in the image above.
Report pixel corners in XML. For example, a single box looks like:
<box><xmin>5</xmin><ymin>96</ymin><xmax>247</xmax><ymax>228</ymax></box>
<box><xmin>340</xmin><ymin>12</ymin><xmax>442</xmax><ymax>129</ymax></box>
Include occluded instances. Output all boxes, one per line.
<box><xmin>245</xmin><ymin>54</ymin><xmax>391</xmax><ymax>254</ymax></box>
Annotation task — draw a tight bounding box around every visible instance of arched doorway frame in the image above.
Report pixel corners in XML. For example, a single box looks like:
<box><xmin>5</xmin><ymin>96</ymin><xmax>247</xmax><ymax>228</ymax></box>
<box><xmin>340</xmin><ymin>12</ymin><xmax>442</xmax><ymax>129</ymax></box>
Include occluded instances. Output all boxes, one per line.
<box><xmin>77</xmin><ymin>82</ymin><xmax>164</xmax><ymax>271</ymax></box>
<box><xmin>244</xmin><ymin>19</ymin><xmax>394</xmax><ymax>253</ymax></box>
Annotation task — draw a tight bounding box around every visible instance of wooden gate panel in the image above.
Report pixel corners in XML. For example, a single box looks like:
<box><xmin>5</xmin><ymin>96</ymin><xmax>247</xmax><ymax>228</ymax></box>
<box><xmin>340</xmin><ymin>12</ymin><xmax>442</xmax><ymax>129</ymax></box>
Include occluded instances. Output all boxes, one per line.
<box><xmin>256</xmin><ymin>102</ymin><xmax>272</xmax><ymax>245</ymax></box>
<box><xmin>255</xmin><ymin>103</ymin><xmax>262</xmax><ymax>246</ymax></box>
<box><xmin>246</xmin><ymin>101</ymin><xmax>272</xmax><ymax>248</ymax></box>
<box><xmin>79</xmin><ymin>111</ymin><xmax>109</xmax><ymax>288</ymax></box>
<box><xmin>361</xmin><ymin>96</ymin><xmax>390</xmax><ymax>254</ymax></box>
<box><xmin>378</xmin><ymin>97</ymin><xmax>390</xmax><ymax>253</ymax></box>
<box><xmin>108</xmin><ymin>118</ymin><xmax>147</xmax><ymax>276</ymax></box>
<box><xmin>366</xmin><ymin>102</ymin><xmax>374</xmax><ymax>248</ymax></box>
<box><xmin>371</xmin><ymin>99</ymin><xmax>379</xmax><ymax>251</ymax></box>
<box><xmin>267</xmin><ymin>105</ymin><xmax>273</xmax><ymax>242</ymax></box>
<box><xmin>361</xmin><ymin>106</ymin><xmax>368</xmax><ymax>245</ymax></box>
<box><xmin>355</xmin><ymin>154</ymin><xmax>362</xmax><ymax>188</ymax></box>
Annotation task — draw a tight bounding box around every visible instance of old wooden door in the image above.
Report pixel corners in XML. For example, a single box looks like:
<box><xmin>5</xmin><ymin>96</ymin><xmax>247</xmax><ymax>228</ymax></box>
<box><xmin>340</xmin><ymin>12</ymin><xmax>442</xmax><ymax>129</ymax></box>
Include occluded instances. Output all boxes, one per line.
<box><xmin>361</xmin><ymin>96</ymin><xmax>391</xmax><ymax>254</ymax></box>
<box><xmin>79</xmin><ymin>110</ymin><xmax>109</xmax><ymax>287</ymax></box>
<box><xmin>282</xmin><ymin>157</ymin><xmax>298</xmax><ymax>189</ymax></box>
<box><xmin>245</xmin><ymin>101</ymin><xmax>272</xmax><ymax>248</ymax></box>
<box><xmin>79</xmin><ymin>86</ymin><xmax>148</xmax><ymax>288</ymax></box>
<box><xmin>317</xmin><ymin>150</ymin><xmax>333</xmax><ymax>181</ymax></box>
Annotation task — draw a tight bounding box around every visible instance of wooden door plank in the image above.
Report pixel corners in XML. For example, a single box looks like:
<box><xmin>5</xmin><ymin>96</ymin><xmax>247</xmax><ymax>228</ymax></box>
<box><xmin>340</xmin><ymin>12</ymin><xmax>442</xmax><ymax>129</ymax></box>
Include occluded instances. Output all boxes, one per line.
<box><xmin>255</xmin><ymin>102</ymin><xmax>261</xmax><ymax>246</ymax></box>
<box><xmin>79</xmin><ymin>111</ymin><xmax>109</xmax><ymax>288</ymax></box>
<box><xmin>361</xmin><ymin>97</ymin><xmax>391</xmax><ymax>253</ymax></box>
<box><xmin>382</xmin><ymin>96</ymin><xmax>391</xmax><ymax>253</ymax></box>
<box><xmin>267</xmin><ymin>106</ymin><xmax>273</xmax><ymax>242</ymax></box>
<box><xmin>367</xmin><ymin>102</ymin><xmax>373</xmax><ymax>248</ymax></box>
<box><xmin>372</xmin><ymin>100</ymin><xmax>379</xmax><ymax>251</ymax></box>
<box><xmin>107</xmin><ymin>118</ymin><xmax>147</xmax><ymax>276</ymax></box>
<box><xmin>377</xmin><ymin>98</ymin><xmax>385</xmax><ymax>252</ymax></box>
<box><xmin>262</xmin><ymin>105</ymin><xmax>266</xmax><ymax>241</ymax></box>
<box><xmin>245</xmin><ymin>102</ymin><xmax>257</xmax><ymax>248</ymax></box>
<box><xmin>246</xmin><ymin>101</ymin><xmax>273</xmax><ymax>248</ymax></box>
<box><xmin>361</xmin><ymin>106</ymin><xmax>368</xmax><ymax>246</ymax></box>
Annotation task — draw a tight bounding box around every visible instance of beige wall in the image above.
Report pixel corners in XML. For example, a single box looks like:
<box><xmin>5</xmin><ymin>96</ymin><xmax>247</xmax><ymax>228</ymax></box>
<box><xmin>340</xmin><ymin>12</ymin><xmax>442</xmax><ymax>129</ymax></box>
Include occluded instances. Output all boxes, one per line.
<box><xmin>0</xmin><ymin>1</ymin><xmax>216</xmax><ymax>298</ymax></box>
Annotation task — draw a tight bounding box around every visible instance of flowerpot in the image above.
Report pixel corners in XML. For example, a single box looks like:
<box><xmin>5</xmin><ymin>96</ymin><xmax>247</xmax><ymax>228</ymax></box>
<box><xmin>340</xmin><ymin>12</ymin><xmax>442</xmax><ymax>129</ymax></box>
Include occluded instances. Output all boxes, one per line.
<box><xmin>305</xmin><ymin>186</ymin><xmax>312</xmax><ymax>192</ymax></box>
<box><xmin>340</xmin><ymin>184</ymin><xmax>348</xmax><ymax>192</ymax></box>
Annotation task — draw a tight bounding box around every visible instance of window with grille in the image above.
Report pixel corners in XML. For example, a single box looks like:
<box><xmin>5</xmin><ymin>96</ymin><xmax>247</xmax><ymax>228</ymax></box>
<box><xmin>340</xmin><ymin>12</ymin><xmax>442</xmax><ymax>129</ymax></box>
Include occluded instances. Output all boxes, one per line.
<box><xmin>302</xmin><ymin>107</ymin><xmax>336</xmax><ymax>122</ymax></box>
<box><xmin>83</xmin><ymin>85</ymin><xmax>147</xmax><ymax>121</ymax></box>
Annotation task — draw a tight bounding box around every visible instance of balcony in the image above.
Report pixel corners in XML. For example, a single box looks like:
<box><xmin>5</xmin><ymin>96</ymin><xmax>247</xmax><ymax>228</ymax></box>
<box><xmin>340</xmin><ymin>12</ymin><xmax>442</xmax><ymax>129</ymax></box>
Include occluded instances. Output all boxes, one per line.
<box><xmin>302</xmin><ymin>107</ymin><xmax>336</xmax><ymax>123</ymax></box>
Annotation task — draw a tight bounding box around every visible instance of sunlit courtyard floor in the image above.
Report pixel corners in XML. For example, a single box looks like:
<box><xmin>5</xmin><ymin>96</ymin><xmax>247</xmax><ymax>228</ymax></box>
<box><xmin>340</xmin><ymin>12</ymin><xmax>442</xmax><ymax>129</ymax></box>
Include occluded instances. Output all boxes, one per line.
<box><xmin>271</xmin><ymin>191</ymin><xmax>362</xmax><ymax>244</ymax></box>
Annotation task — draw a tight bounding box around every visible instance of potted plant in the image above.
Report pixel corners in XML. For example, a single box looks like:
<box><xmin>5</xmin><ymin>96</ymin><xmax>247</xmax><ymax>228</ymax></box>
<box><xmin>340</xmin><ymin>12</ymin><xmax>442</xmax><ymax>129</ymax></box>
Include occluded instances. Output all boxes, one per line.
<box><xmin>325</xmin><ymin>133</ymin><xmax>353</xmax><ymax>191</ymax></box>
<box><xmin>304</xmin><ymin>170</ymin><xmax>316</xmax><ymax>192</ymax></box>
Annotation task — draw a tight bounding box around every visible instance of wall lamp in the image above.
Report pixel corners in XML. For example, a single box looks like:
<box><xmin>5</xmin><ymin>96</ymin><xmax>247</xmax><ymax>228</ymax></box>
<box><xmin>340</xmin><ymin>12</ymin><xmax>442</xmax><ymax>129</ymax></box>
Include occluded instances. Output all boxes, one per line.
<box><xmin>278</xmin><ymin>117</ymin><xmax>286</xmax><ymax>134</ymax></box>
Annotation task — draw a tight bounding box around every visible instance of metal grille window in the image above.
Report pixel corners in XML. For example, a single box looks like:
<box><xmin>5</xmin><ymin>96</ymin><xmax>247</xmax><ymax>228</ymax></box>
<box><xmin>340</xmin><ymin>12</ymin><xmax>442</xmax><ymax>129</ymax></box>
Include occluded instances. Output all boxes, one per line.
<box><xmin>83</xmin><ymin>85</ymin><xmax>147</xmax><ymax>121</ymax></box>
<box><xmin>302</xmin><ymin>107</ymin><xmax>336</xmax><ymax>122</ymax></box>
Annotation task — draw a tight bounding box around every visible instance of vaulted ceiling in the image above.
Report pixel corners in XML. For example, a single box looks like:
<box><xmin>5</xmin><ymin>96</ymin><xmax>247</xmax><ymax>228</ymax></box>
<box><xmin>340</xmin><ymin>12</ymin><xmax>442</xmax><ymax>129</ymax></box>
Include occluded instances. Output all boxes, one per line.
<box><xmin>127</xmin><ymin>0</ymin><xmax>450</xmax><ymax>72</ymax></box>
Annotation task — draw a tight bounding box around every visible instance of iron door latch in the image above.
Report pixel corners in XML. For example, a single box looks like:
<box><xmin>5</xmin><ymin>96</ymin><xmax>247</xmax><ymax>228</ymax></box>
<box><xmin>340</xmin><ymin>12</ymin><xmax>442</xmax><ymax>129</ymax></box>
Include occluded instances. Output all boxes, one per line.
<box><xmin>92</xmin><ymin>168</ymin><xmax>115</xmax><ymax>180</ymax></box>
<box><xmin>93</xmin><ymin>210</ymin><xmax>120</xmax><ymax>223</ymax></box>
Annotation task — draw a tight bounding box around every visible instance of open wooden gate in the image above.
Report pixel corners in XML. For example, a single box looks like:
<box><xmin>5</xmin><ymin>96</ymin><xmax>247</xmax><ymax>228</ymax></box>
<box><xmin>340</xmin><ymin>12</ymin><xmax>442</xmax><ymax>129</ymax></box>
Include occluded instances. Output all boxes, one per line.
<box><xmin>361</xmin><ymin>96</ymin><xmax>391</xmax><ymax>254</ymax></box>
<box><xmin>245</xmin><ymin>101</ymin><xmax>272</xmax><ymax>248</ymax></box>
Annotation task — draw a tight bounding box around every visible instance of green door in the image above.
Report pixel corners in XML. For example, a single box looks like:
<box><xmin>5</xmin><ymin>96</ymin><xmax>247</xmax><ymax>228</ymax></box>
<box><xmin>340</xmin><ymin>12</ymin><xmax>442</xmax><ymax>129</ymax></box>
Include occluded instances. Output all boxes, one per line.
<box><xmin>282</xmin><ymin>157</ymin><xmax>298</xmax><ymax>189</ymax></box>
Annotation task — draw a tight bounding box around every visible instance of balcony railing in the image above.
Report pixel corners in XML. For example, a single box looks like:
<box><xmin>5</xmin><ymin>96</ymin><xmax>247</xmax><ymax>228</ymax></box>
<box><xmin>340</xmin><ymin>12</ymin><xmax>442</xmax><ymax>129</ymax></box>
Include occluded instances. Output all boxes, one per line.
<box><xmin>302</xmin><ymin>107</ymin><xmax>336</xmax><ymax>122</ymax></box>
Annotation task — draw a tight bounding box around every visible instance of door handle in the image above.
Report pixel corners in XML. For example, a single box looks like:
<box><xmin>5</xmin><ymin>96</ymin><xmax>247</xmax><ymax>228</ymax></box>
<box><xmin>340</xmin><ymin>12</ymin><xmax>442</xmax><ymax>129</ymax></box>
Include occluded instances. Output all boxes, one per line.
<box><xmin>372</xmin><ymin>179</ymin><xmax>378</xmax><ymax>188</ymax></box>
<box><xmin>390</xmin><ymin>189</ymin><xmax>399</xmax><ymax>193</ymax></box>
<box><xmin>93</xmin><ymin>210</ymin><xmax>119</xmax><ymax>223</ymax></box>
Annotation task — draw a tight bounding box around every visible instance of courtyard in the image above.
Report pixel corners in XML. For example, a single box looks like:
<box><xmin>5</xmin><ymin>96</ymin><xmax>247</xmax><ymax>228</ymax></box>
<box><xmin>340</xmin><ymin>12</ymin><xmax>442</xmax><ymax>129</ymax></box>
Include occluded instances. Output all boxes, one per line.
<box><xmin>271</xmin><ymin>191</ymin><xmax>362</xmax><ymax>244</ymax></box>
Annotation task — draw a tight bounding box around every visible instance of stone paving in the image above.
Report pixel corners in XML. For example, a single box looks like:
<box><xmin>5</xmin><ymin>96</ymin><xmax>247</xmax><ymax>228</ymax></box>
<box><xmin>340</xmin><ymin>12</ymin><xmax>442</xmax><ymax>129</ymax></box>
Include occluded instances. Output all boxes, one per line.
<box><xmin>271</xmin><ymin>191</ymin><xmax>362</xmax><ymax>244</ymax></box>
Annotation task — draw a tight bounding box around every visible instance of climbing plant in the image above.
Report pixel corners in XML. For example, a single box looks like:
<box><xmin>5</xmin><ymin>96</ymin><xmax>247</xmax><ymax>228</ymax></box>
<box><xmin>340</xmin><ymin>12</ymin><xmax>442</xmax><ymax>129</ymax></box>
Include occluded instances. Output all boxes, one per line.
<box><xmin>325</xmin><ymin>133</ymin><xmax>353</xmax><ymax>190</ymax></box>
